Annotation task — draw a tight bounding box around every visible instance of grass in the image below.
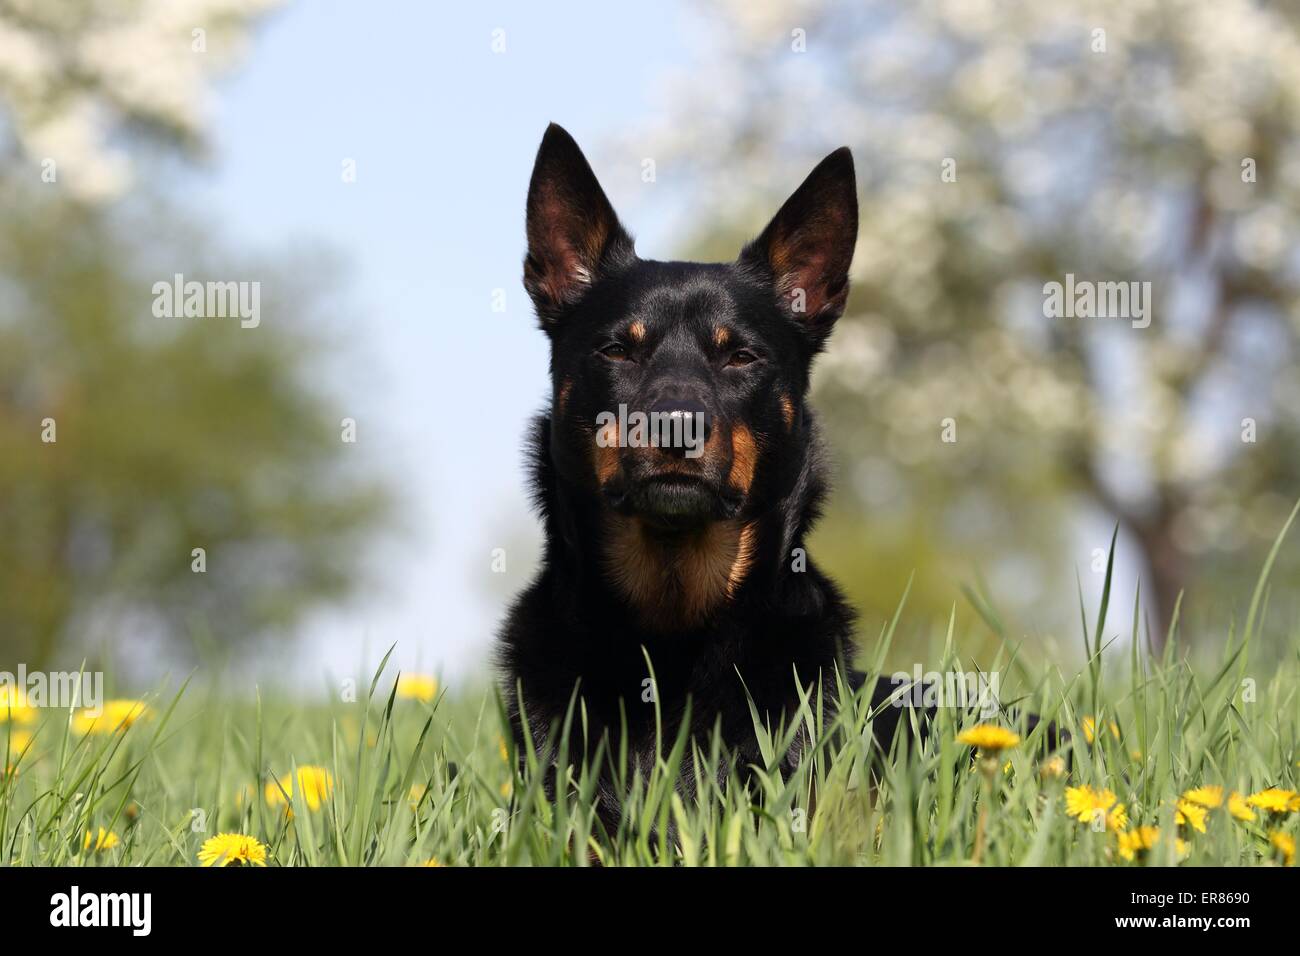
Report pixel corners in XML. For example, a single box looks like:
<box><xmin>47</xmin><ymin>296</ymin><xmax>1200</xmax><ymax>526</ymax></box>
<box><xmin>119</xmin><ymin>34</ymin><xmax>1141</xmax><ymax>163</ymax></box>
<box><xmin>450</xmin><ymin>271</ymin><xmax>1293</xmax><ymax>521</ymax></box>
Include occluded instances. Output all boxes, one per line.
<box><xmin>2</xmin><ymin>508</ymin><xmax>1299</xmax><ymax>867</ymax></box>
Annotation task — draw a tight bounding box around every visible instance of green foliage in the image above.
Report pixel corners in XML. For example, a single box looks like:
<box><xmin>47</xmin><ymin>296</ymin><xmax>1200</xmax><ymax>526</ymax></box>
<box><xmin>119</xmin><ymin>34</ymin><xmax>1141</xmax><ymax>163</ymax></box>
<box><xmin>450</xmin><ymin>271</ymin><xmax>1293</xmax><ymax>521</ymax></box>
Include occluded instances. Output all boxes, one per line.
<box><xmin>4</xmin><ymin>513</ymin><xmax>1297</xmax><ymax>867</ymax></box>
<box><xmin>0</xmin><ymin>192</ymin><xmax>392</xmax><ymax>666</ymax></box>
<box><xmin>671</xmin><ymin>0</ymin><xmax>1300</xmax><ymax>644</ymax></box>
<box><xmin>0</xmin><ymin>0</ymin><xmax>285</xmax><ymax>201</ymax></box>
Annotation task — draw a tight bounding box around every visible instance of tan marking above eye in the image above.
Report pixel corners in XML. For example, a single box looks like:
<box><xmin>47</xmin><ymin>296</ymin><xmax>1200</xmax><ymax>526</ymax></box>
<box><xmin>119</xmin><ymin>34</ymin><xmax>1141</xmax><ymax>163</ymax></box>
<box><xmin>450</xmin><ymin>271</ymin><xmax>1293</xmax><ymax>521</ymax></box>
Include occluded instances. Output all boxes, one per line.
<box><xmin>628</xmin><ymin>321</ymin><xmax>646</xmax><ymax>342</ymax></box>
<box><xmin>713</xmin><ymin>326</ymin><xmax>731</xmax><ymax>348</ymax></box>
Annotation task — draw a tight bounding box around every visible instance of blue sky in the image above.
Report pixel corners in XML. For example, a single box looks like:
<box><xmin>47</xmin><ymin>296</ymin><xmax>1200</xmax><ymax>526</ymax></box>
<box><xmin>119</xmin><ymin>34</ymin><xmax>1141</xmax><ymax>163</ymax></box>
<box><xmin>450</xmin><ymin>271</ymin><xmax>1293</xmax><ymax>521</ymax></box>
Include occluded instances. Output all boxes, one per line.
<box><xmin>182</xmin><ymin>0</ymin><xmax>700</xmax><ymax>683</ymax></box>
<box><xmin>165</xmin><ymin>0</ymin><xmax>1148</xmax><ymax>687</ymax></box>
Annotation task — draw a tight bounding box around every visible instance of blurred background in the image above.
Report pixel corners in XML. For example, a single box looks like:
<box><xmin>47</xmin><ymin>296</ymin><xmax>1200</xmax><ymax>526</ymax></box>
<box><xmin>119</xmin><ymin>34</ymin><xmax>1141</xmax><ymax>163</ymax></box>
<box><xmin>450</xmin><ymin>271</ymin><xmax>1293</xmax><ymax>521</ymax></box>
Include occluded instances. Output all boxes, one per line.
<box><xmin>3</xmin><ymin>0</ymin><xmax>1299</xmax><ymax>687</ymax></box>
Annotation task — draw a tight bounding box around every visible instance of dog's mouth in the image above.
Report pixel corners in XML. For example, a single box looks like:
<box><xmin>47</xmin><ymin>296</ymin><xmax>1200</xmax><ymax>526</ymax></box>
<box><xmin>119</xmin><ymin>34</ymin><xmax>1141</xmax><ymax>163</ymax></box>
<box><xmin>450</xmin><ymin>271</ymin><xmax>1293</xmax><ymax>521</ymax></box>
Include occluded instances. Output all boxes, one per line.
<box><xmin>604</xmin><ymin>472</ymin><xmax>742</xmax><ymax>530</ymax></box>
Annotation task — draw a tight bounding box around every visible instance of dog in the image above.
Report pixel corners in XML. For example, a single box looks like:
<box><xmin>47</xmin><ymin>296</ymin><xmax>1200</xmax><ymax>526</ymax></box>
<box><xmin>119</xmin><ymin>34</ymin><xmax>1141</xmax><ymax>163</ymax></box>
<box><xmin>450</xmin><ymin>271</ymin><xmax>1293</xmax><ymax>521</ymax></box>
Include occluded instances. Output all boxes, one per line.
<box><xmin>496</xmin><ymin>124</ymin><xmax>1048</xmax><ymax>827</ymax></box>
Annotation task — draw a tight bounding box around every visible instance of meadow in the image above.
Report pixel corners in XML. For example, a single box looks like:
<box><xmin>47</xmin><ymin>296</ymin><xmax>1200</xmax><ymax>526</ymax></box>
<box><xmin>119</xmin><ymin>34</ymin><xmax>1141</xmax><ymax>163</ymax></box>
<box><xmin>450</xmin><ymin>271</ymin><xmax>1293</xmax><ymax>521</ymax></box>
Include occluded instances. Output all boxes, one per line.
<box><xmin>2</xmin><ymin>514</ymin><xmax>1298</xmax><ymax>868</ymax></box>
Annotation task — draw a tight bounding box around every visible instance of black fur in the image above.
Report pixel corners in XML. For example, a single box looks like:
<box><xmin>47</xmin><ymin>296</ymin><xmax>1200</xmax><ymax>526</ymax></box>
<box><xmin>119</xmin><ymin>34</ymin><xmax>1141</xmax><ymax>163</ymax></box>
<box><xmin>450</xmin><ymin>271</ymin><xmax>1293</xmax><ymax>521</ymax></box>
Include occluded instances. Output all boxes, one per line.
<box><xmin>497</xmin><ymin>125</ymin><xmax>1010</xmax><ymax>828</ymax></box>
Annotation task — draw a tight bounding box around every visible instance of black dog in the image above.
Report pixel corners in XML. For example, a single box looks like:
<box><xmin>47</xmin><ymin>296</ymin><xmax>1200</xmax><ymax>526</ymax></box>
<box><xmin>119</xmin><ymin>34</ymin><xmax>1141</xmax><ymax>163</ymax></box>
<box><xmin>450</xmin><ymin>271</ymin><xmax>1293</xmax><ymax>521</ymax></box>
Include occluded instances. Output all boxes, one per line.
<box><xmin>497</xmin><ymin>125</ymin><xmax>1034</xmax><ymax>821</ymax></box>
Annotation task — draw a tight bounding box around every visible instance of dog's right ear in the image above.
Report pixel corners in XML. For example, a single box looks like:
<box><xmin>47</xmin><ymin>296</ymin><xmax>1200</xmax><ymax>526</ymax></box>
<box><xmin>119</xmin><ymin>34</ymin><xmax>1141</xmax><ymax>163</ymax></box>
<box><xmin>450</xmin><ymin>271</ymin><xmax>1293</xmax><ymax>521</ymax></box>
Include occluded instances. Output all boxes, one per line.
<box><xmin>524</xmin><ymin>123</ymin><xmax>634</xmax><ymax>327</ymax></box>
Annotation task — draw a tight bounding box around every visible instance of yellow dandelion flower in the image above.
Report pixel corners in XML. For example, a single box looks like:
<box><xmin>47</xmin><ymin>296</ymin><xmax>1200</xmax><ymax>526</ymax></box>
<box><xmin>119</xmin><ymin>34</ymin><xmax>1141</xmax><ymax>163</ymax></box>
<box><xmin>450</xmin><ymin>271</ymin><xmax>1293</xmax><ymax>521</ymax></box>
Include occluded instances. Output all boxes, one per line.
<box><xmin>198</xmin><ymin>833</ymin><xmax>267</xmax><ymax>867</ymax></box>
<box><xmin>1117</xmin><ymin>826</ymin><xmax>1158</xmax><ymax>861</ymax></box>
<box><xmin>408</xmin><ymin>783</ymin><xmax>427</xmax><ymax>810</ymax></box>
<box><xmin>1182</xmin><ymin>785</ymin><xmax>1223</xmax><ymax>808</ymax></box>
<box><xmin>498</xmin><ymin>735</ymin><xmax>510</xmax><ymax>763</ymax></box>
<box><xmin>0</xmin><ymin>687</ymin><xmax>37</xmax><ymax>724</ymax></box>
<box><xmin>956</xmin><ymin>724</ymin><xmax>1020</xmax><ymax>752</ymax></box>
<box><xmin>1117</xmin><ymin>826</ymin><xmax>1186</xmax><ymax>861</ymax></box>
<box><xmin>73</xmin><ymin>699</ymin><xmax>152</xmax><ymax>735</ymax></box>
<box><xmin>1040</xmin><ymin>755</ymin><xmax>1067</xmax><ymax>781</ymax></box>
<box><xmin>1228</xmin><ymin>792</ymin><xmax>1256</xmax><ymax>822</ymax></box>
<box><xmin>1246</xmin><ymin>788</ymin><xmax>1298</xmax><ymax>815</ymax></box>
<box><xmin>395</xmin><ymin>674</ymin><xmax>438</xmax><ymax>703</ymax></box>
<box><xmin>4</xmin><ymin>729</ymin><xmax>33</xmax><ymax>754</ymax></box>
<box><xmin>265</xmin><ymin>765</ymin><xmax>334</xmax><ymax>812</ymax></box>
<box><xmin>1270</xmin><ymin>831</ymin><xmax>1295</xmax><ymax>866</ymax></box>
<box><xmin>1065</xmin><ymin>785</ymin><xmax>1121</xmax><ymax>828</ymax></box>
<box><xmin>419</xmin><ymin>857</ymin><xmax>444</xmax><ymax>867</ymax></box>
<box><xmin>1081</xmin><ymin>716</ymin><xmax>1120</xmax><ymax>745</ymax></box>
<box><xmin>1175</xmin><ymin>799</ymin><xmax>1208</xmax><ymax>834</ymax></box>
<box><xmin>83</xmin><ymin>828</ymin><xmax>120</xmax><ymax>852</ymax></box>
<box><xmin>1084</xmin><ymin>796</ymin><xmax>1127</xmax><ymax>831</ymax></box>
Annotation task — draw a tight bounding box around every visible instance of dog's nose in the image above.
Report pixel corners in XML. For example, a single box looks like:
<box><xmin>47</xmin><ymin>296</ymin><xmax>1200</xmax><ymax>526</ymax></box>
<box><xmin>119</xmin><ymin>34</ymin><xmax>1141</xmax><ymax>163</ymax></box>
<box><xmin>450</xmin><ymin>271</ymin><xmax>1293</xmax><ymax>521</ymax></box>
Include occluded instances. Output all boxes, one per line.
<box><xmin>648</xmin><ymin>397</ymin><xmax>711</xmax><ymax>457</ymax></box>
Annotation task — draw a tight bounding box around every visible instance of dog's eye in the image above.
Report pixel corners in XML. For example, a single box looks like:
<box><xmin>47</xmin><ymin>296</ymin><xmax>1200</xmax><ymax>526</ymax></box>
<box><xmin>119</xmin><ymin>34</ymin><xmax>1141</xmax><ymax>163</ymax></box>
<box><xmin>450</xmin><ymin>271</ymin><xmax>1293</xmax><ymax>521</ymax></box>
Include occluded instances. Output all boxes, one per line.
<box><xmin>726</xmin><ymin>349</ymin><xmax>759</xmax><ymax>368</ymax></box>
<box><xmin>599</xmin><ymin>343</ymin><xmax>630</xmax><ymax>361</ymax></box>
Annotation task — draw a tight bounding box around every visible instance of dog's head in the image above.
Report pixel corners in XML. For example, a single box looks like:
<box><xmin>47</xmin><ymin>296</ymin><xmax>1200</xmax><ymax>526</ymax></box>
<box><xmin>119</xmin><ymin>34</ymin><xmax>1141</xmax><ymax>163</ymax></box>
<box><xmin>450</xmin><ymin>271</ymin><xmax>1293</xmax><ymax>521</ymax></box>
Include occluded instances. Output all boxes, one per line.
<box><xmin>524</xmin><ymin>123</ymin><xmax>857</xmax><ymax>534</ymax></box>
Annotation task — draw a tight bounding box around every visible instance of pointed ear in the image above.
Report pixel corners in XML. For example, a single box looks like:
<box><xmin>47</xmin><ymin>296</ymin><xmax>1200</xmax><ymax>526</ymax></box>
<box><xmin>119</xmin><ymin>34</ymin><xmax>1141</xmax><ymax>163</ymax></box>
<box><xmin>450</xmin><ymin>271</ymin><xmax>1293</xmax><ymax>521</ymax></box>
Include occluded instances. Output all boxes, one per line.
<box><xmin>523</xmin><ymin>123</ymin><xmax>634</xmax><ymax>325</ymax></box>
<box><xmin>739</xmin><ymin>147</ymin><xmax>858</xmax><ymax>345</ymax></box>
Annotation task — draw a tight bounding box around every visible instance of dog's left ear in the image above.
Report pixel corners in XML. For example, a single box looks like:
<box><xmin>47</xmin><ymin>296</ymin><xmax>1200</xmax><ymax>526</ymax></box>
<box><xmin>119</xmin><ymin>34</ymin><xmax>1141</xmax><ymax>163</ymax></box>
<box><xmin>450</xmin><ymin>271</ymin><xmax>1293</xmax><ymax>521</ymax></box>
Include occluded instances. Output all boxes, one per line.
<box><xmin>739</xmin><ymin>147</ymin><xmax>857</xmax><ymax>346</ymax></box>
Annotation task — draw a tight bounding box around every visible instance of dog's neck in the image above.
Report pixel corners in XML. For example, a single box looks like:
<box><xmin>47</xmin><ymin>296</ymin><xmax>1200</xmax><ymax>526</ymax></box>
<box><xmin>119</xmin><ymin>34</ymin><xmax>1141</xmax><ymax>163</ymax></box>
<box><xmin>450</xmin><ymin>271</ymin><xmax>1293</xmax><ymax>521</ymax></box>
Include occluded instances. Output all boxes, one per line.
<box><xmin>601</xmin><ymin>515</ymin><xmax>759</xmax><ymax>631</ymax></box>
